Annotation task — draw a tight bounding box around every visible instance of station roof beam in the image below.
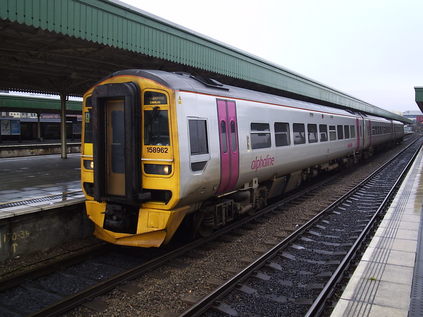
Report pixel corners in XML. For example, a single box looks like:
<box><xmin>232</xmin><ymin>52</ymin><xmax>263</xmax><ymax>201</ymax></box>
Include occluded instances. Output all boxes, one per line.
<box><xmin>0</xmin><ymin>95</ymin><xmax>81</xmax><ymax>114</ymax></box>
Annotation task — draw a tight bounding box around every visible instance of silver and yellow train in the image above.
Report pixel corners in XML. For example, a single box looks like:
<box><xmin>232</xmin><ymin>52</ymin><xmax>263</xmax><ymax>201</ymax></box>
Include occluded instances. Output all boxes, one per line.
<box><xmin>81</xmin><ymin>70</ymin><xmax>404</xmax><ymax>247</ymax></box>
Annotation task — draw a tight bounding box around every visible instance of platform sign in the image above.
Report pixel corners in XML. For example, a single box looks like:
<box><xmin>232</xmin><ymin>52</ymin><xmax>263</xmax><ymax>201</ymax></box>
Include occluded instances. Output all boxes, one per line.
<box><xmin>10</xmin><ymin>120</ymin><xmax>21</xmax><ymax>135</ymax></box>
<box><xmin>1</xmin><ymin>120</ymin><xmax>10</xmax><ymax>136</ymax></box>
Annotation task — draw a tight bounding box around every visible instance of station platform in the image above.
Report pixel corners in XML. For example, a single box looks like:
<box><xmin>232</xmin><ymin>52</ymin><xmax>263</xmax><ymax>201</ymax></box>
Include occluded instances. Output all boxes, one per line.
<box><xmin>331</xmin><ymin>147</ymin><xmax>423</xmax><ymax>317</ymax></box>
<box><xmin>0</xmin><ymin>153</ymin><xmax>83</xmax><ymax>217</ymax></box>
<box><xmin>0</xmin><ymin>140</ymin><xmax>80</xmax><ymax>158</ymax></box>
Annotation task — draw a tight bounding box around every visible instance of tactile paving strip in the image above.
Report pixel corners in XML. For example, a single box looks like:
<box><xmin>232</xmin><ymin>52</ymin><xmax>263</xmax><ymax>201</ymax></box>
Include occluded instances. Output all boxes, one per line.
<box><xmin>409</xmin><ymin>200</ymin><xmax>423</xmax><ymax>317</ymax></box>
<box><xmin>0</xmin><ymin>190</ymin><xmax>83</xmax><ymax>209</ymax></box>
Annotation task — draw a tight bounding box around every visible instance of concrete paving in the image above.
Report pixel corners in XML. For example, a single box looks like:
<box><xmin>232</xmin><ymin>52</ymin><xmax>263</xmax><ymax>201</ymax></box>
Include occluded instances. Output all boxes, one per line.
<box><xmin>0</xmin><ymin>153</ymin><xmax>81</xmax><ymax>204</ymax></box>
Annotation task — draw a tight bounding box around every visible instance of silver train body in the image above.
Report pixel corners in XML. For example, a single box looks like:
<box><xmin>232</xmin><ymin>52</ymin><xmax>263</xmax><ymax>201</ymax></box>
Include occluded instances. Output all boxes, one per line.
<box><xmin>170</xmin><ymin>72</ymin><xmax>404</xmax><ymax>208</ymax></box>
<box><xmin>82</xmin><ymin>70</ymin><xmax>404</xmax><ymax>246</ymax></box>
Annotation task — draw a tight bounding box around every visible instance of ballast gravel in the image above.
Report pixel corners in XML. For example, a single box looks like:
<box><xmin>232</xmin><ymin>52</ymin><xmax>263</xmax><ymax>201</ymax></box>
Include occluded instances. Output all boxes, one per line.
<box><xmin>62</xmin><ymin>143</ymin><xmax>411</xmax><ymax>317</ymax></box>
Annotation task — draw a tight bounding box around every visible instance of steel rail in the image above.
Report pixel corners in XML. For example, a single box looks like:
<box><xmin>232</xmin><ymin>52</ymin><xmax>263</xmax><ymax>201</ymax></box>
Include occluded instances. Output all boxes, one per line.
<box><xmin>178</xmin><ymin>138</ymin><xmax>422</xmax><ymax>317</ymax></box>
<box><xmin>22</xmin><ymin>138</ymin><xmax>418</xmax><ymax>317</ymax></box>
<box><xmin>27</xmin><ymin>166</ymin><xmax>339</xmax><ymax>317</ymax></box>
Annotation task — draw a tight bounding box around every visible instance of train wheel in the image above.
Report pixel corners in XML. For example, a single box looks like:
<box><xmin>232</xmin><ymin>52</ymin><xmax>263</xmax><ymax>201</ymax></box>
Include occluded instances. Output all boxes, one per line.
<box><xmin>193</xmin><ymin>209</ymin><xmax>215</xmax><ymax>238</ymax></box>
<box><xmin>254</xmin><ymin>187</ymin><xmax>268</xmax><ymax>211</ymax></box>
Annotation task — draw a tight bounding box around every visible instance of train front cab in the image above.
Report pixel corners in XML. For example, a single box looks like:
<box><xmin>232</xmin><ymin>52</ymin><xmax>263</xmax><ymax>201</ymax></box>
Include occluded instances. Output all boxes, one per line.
<box><xmin>81</xmin><ymin>76</ymin><xmax>187</xmax><ymax>247</ymax></box>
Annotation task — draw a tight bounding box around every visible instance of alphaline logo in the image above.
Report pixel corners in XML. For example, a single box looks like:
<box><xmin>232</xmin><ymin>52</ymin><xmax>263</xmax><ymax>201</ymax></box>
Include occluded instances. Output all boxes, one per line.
<box><xmin>251</xmin><ymin>155</ymin><xmax>275</xmax><ymax>171</ymax></box>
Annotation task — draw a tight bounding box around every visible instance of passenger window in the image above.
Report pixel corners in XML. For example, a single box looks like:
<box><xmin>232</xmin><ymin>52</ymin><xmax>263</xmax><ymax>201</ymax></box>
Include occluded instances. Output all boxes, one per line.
<box><xmin>189</xmin><ymin>120</ymin><xmax>208</xmax><ymax>155</ymax></box>
<box><xmin>329</xmin><ymin>125</ymin><xmax>336</xmax><ymax>141</ymax></box>
<box><xmin>344</xmin><ymin>125</ymin><xmax>350</xmax><ymax>139</ymax></box>
<box><xmin>307</xmin><ymin>124</ymin><xmax>318</xmax><ymax>143</ymax></box>
<box><xmin>220</xmin><ymin>121</ymin><xmax>228</xmax><ymax>152</ymax></box>
<box><xmin>319</xmin><ymin>124</ymin><xmax>328</xmax><ymax>142</ymax></box>
<box><xmin>111</xmin><ymin>110</ymin><xmax>125</xmax><ymax>173</ymax></box>
<box><xmin>293</xmin><ymin>123</ymin><xmax>306</xmax><ymax>145</ymax></box>
<box><xmin>337</xmin><ymin>125</ymin><xmax>344</xmax><ymax>139</ymax></box>
<box><xmin>275</xmin><ymin>122</ymin><xmax>290</xmax><ymax>147</ymax></box>
<box><xmin>230</xmin><ymin>121</ymin><xmax>237</xmax><ymax>152</ymax></box>
<box><xmin>350</xmin><ymin>125</ymin><xmax>355</xmax><ymax>138</ymax></box>
<box><xmin>251</xmin><ymin>123</ymin><xmax>271</xmax><ymax>149</ymax></box>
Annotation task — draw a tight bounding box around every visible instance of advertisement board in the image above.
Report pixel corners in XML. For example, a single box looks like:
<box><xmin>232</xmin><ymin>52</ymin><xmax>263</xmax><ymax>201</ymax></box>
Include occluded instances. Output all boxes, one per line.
<box><xmin>10</xmin><ymin>120</ymin><xmax>21</xmax><ymax>135</ymax></box>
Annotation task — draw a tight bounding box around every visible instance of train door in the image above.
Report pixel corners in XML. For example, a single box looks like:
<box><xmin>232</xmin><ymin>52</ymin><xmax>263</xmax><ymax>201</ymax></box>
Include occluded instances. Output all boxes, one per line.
<box><xmin>355</xmin><ymin>118</ymin><xmax>361</xmax><ymax>151</ymax></box>
<box><xmin>363</xmin><ymin>118</ymin><xmax>372</xmax><ymax>149</ymax></box>
<box><xmin>91</xmin><ymin>82</ymin><xmax>146</xmax><ymax>204</ymax></box>
<box><xmin>361</xmin><ymin>117</ymin><xmax>370</xmax><ymax>149</ymax></box>
<box><xmin>216</xmin><ymin>99</ymin><xmax>239</xmax><ymax>194</ymax></box>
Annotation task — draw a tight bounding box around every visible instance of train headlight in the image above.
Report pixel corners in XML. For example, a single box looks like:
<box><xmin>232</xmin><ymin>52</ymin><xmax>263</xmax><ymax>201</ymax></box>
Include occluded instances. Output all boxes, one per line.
<box><xmin>144</xmin><ymin>164</ymin><xmax>172</xmax><ymax>175</ymax></box>
<box><xmin>84</xmin><ymin>160</ymin><xmax>94</xmax><ymax>170</ymax></box>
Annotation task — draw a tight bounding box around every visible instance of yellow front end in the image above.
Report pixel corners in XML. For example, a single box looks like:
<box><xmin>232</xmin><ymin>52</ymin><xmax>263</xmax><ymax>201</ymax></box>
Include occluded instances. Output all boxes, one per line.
<box><xmin>85</xmin><ymin>201</ymin><xmax>188</xmax><ymax>247</ymax></box>
<box><xmin>81</xmin><ymin>74</ymin><xmax>186</xmax><ymax>247</ymax></box>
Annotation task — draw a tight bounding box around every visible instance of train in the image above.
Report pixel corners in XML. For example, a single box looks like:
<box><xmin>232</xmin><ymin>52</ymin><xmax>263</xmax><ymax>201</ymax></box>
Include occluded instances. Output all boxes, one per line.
<box><xmin>80</xmin><ymin>70</ymin><xmax>404</xmax><ymax>247</ymax></box>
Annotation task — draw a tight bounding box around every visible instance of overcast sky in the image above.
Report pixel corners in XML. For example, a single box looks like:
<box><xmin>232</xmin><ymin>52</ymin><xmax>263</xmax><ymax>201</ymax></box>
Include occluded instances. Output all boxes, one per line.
<box><xmin>121</xmin><ymin>0</ymin><xmax>422</xmax><ymax>113</ymax></box>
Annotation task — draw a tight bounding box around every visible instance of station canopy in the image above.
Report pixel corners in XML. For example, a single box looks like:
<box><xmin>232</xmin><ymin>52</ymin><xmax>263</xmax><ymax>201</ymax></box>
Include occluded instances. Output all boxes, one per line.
<box><xmin>0</xmin><ymin>0</ymin><xmax>410</xmax><ymax>123</ymax></box>
<box><xmin>0</xmin><ymin>94</ymin><xmax>81</xmax><ymax>114</ymax></box>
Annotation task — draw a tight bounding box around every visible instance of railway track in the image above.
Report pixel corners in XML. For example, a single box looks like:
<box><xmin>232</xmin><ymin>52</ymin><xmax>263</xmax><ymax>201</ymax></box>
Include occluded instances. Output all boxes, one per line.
<box><xmin>0</xmin><ymin>163</ymin><xmax>359</xmax><ymax>317</ymax></box>
<box><xmin>0</xmin><ymin>138</ymin><xmax>418</xmax><ymax>317</ymax></box>
<box><xmin>178</xmin><ymin>138</ymin><xmax>422</xmax><ymax>317</ymax></box>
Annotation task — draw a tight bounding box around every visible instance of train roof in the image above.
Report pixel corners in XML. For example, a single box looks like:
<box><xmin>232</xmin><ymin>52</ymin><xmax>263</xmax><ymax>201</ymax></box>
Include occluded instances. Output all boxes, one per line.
<box><xmin>105</xmin><ymin>69</ymin><xmax>400</xmax><ymax>121</ymax></box>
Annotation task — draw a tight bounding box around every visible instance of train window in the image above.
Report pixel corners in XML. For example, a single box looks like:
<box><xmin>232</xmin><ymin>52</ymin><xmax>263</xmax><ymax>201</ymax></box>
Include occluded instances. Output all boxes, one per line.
<box><xmin>307</xmin><ymin>124</ymin><xmax>318</xmax><ymax>143</ymax></box>
<box><xmin>344</xmin><ymin>125</ymin><xmax>350</xmax><ymax>139</ymax></box>
<box><xmin>329</xmin><ymin>125</ymin><xmax>336</xmax><ymax>141</ymax></box>
<box><xmin>337</xmin><ymin>125</ymin><xmax>344</xmax><ymax>140</ymax></box>
<box><xmin>221</xmin><ymin>121</ymin><xmax>228</xmax><ymax>152</ymax></box>
<box><xmin>189</xmin><ymin>120</ymin><xmax>208</xmax><ymax>155</ymax></box>
<box><xmin>319</xmin><ymin>124</ymin><xmax>328</xmax><ymax>142</ymax></box>
<box><xmin>144</xmin><ymin>91</ymin><xmax>167</xmax><ymax>105</ymax></box>
<box><xmin>144</xmin><ymin>108</ymin><xmax>170</xmax><ymax>146</ymax></box>
<box><xmin>350</xmin><ymin>125</ymin><xmax>355</xmax><ymax>138</ymax></box>
<box><xmin>230</xmin><ymin>121</ymin><xmax>237</xmax><ymax>152</ymax></box>
<box><xmin>293</xmin><ymin>123</ymin><xmax>305</xmax><ymax>145</ymax></box>
<box><xmin>251</xmin><ymin>123</ymin><xmax>271</xmax><ymax>149</ymax></box>
<box><xmin>84</xmin><ymin>108</ymin><xmax>92</xmax><ymax>143</ymax></box>
<box><xmin>111</xmin><ymin>110</ymin><xmax>125</xmax><ymax>173</ymax></box>
<box><xmin>274</xmin><ymin>122</ymin><xmax>290</xmax><ymax>147</ymax></box>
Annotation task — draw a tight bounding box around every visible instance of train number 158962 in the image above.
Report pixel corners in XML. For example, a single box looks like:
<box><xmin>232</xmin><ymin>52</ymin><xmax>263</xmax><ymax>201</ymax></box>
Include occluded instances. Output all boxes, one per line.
<box><xmin>146</xmin><ymin>146</ymin><xmax>168</xmax><ymax>153</ymax></box>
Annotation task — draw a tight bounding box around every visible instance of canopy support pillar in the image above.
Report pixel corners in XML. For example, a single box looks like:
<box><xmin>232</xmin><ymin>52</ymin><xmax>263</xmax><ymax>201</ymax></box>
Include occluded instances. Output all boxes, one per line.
<box><xmin>60</xmin><ymin>93</ymin><xmax>67</xmax><ymax>159</ymax></box>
